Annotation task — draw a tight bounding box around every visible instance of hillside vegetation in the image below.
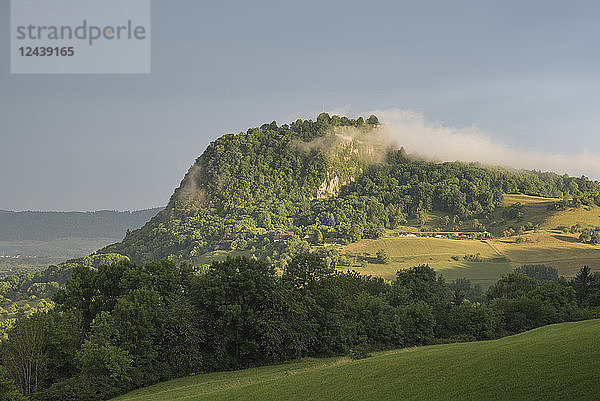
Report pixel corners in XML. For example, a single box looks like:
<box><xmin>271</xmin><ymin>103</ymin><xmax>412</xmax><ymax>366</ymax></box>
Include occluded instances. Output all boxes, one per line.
<box><xmin>2</xmin><ymin>115</ymin><xmax>600</xmax><ymax>322</ymax></box>
<box><xmin>0</xmin><ymin>253</ymin><xmax>129</xmax><ymax>325</ymax></box>
<box><xmin>99</xmin><ymin>114</ymin><xmax>600</xmax><ymax>272</ymax></box>
<box><xmin>112</xmin><ymin>320</ymin><xmax>600</xmax><ymax>401</ymax></box>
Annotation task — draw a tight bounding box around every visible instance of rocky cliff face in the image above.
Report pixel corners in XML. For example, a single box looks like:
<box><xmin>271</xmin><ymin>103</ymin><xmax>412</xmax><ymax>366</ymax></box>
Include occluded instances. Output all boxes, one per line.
<box><xmin>316</xmin><ymin>171</ymin><xmax>355</xmax><ymax>199</ymax></box>
<box><xmin>313</xmin><ymin>128</ymin><xmax>379</xmax><ymax>199</ymax></box>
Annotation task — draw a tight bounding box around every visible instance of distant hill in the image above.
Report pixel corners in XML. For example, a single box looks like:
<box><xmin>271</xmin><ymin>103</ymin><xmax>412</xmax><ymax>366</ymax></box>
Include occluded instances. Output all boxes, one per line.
<box><xmin>0</xmin><ymin>208</ymin><xmax>162</xmax><ymax>241</ymax></box>
<box><xmin>112</xmin><ymin>319</ymin><xmax>600</xmax><ymax>401</ymax></box>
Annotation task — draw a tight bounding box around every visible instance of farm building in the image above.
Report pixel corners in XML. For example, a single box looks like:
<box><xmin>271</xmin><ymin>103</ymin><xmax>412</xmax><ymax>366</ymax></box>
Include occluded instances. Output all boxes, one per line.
<box><xmin>274</xmin><ymin>232</ymin><xmax>295</xmax><ymax>242</ymax></box>
<box><xmin>323</xmin><ymin>238</ymin><xmax>345</xmax><ymax>246</ymax></box>
<box><xmin>399</xmin><ymin>231</ymin><xmax>492</xmax><ymax>239</ymax></box>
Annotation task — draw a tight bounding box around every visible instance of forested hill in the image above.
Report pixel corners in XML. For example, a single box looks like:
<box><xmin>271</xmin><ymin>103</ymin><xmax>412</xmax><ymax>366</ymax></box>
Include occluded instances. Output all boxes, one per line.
<box><xmin>0</xmin><ymin>208</ymin><xmax>162</xmax><ymax>241</ymax></box>
<box><xmin>100</xmin><ymin>113</ymin><xmax>600</xmax><ymax>264</ymax></box>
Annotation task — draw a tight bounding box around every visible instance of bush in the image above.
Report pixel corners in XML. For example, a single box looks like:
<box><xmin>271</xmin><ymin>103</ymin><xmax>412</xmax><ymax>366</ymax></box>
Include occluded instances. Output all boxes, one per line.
<box><xmin>491</xmin><ymin>297</ymin><xmax>552</xmax><ymax>334</ymax></box>
<box><xmin>528</xmin><ymin>282</ymin><xmax>576</xmax><ymax>321</ymax></box>
<box><xmin>348</xmin><ymin>343</ymin><xmax>371</xmax><ymax>360</ymax></box>
<box><xmin>31</xmin><ymin>376</ymin><xmax>103</xmax><ymax>401</ymax></box>
<box><xmin>399</xmin><ymin>301</ymin><xmax>435</xmax><ymax>346</ymax></box>
<box><xmin>580</xmin><ymin>228</ymin><xmax>600</xmax><ymax>245</ymax></box>
<box><xmin>487</xmin><ymin>273</ymin><xmax>537</xmax><ymax>301</ymax></box>
<box><xmin>436</xmin><ymin>303</ymin><xmax>498</xmax><ymax>341</ymax></box>
<box><xmin>515</xmin><ymin>265</ymin><xmax>558</xmax><ymax>284</ymax></box>
<box><xmin>569</xmin><ymin>306</ymin><xmax>600</xmax><ymax>321</ymax></box>
<box><xmin>0</xmin><ymin>366</ymin><xmax>21</xmax><ymax>401</ymax></box>
<box><xmin>463</xmin><ymin>253</ymin><xmax>482</xmax><ymax>262</ymax></box>
<box><xmin>376</xmin><ymin>249</ymin><xmax>390</xmax><ymax>264</ymax></box>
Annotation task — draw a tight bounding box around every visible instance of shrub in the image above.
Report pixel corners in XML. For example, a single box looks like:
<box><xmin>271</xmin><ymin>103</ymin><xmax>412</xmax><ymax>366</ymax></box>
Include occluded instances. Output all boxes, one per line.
<box><xmin>0</xmin><ymin>366</ymin><xmax>21</xmax><ymax>401</ymax></box>
<box><xmin>376</xmin><ymin>249</ymin><xmax>390</xmax><ymax>264</ymax></box>
<box><xmin>515</xmin><ymin>265</ymin><xmax>558</xmax><ymax>284</ymax></box>
<box><xmin>491</xmin><ymin>296</ymin><xmax>552</xmax><ymax>334</ymax></box>
<box><xmin>463</xmin><ymin>253</ymin><xmax>482</xmax><ymax>262</ymax></box>
<box><xmin>348</xmin><ymin>343</ymin><xmax>371</xmax><ymax>360</ymax></box>
<box><xmin>31</xmin><ymin>376</ymin><xmax>104</xmax><ymax>401</ymax></box>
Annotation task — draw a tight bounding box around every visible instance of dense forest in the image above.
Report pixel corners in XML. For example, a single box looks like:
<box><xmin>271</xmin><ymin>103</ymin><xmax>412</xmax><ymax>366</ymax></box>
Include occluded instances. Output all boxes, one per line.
<box><xmin>0</xmin><ymin>209</ymin><xmax>162</xmax><ymax>242</ymax></box>
<box><xmin>0</xmin><ymin>254</ymin><xmax>129</xmax><ymax>329</ymax></box>
<box><xmin>0</xmin><ymin>255</ymin><xmax>598</xmax><ymax>400</ymax></box>
<box><xmin>100</xmin><ymin>114</ymin><xmax>600</xmax><ymax>265</ymax></box>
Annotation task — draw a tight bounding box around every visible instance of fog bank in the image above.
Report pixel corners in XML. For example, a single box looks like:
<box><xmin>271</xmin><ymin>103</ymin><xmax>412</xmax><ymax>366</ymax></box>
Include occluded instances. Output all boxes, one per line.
<box><xmin>373</xmin><ymin>108</ymin><xmax>600</xmax><ymax>179</ymax></box>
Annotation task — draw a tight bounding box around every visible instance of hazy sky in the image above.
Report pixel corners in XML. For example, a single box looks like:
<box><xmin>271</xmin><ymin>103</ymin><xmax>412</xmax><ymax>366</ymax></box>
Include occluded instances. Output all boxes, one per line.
<box><xmin>2</xmin><ymin>0</ymin><xmax>600</xmax><ymax>211</ymax></box>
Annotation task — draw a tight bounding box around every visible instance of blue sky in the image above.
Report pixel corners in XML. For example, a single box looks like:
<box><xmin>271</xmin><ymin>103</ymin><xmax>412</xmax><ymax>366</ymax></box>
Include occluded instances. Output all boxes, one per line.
<box><xmin>1</xmin><ymin>0</ymin><xmax>600</xmax><ymax>210</ymax></box>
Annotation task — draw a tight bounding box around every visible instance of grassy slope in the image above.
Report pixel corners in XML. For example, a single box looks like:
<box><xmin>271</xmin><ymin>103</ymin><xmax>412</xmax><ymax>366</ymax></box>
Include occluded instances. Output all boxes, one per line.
<box><xmin>491</xmin><ymin>194</ymin><xmax>600</xmax><ymax>276</ymax></box>
<box><xmin>343</xmin><ymin>237</ymin><xmax>510</xmax><ymax>288</ymax></box>
<box><xmin>491</xmin><ymin>232</ymin><xmax>600</xmax><ymax>276</ymax></box>
<box><xmin>338</xmin><ymin>194</ymin><xmax>600</xmax><ymax>287</ymax></box>
<box><xmin>113</xmin><ymin>319</ymin><xmax>600</xmax><ymax>401</ymax></box>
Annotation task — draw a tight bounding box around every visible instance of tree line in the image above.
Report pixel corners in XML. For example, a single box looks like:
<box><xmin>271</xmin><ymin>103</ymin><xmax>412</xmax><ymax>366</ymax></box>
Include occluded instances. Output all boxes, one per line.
<box><xmin>0</xmin><ymin>256</ymin><xmax>598</xmax><ymax>400</ymax></box>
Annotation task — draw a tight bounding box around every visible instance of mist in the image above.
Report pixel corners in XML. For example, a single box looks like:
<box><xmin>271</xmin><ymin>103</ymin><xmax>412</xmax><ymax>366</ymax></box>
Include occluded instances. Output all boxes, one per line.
<box><xmin>373</xmin><ymin>108</ymin><xmax>600</xmax><ymax>179</ymax></box>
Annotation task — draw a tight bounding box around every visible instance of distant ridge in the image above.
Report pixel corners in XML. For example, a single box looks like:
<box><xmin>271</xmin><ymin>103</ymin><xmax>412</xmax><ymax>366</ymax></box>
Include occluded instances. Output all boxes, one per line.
<box><xmin>0</xmin><ymin>208</ymin><xmax>163</xmax><ymax>241</ymax></box>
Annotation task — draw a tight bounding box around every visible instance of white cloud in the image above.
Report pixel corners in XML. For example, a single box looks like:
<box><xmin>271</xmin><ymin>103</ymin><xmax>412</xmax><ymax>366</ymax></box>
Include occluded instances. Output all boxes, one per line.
<box><xmin>373</xmin><ymin>108</ymin><xmax>600</xmax><ymax>179</ymax></box>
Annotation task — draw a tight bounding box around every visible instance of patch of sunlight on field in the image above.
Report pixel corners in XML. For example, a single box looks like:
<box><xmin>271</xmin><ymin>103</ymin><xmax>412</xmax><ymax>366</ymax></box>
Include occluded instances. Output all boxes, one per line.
<box><xmin>342</xmin><ymin>237</ymin><xmax>508</xmax><ymax>287</ymax></box>
<box><xmin>344</xmin><ymin>237</ymin><xmax>497</xmax><ymax>258</ymax></box>
<box><xmin>542</xmin><ymin>205</ymin><xmax>600</xmax><ymax>230</ymax></box>
<box><xmin>491</xmin><ymin>232</ymin><xmax>600</xmax><ymax>276</ymax></box>
<box><xmin>502</xmin><ymin>194</ymin><xmax>560</xmax><ymax>207</ymax></box>
<box><xmin>347</xmin><ymin>259</ymin><xmax>511</xmax><ymax>289</ymax></box>
<box><xmin>501</xmin><ymin>194</ymin><xmax>600</xmax><ymax>232</ymax></box>
<box><xmin>498</xmin><ymin>194</ymin><xmax>559</xmax><ymax>229</ymax></box>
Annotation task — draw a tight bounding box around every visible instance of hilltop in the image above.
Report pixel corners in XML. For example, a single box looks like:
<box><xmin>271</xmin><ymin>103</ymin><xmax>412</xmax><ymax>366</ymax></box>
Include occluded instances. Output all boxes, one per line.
<box><xmin>99</xmin><ymin>114</ymin><xmax>600</xmax><ymax>276</ymax></box>
<box><xmin>112</xmin><ymin>319</ymin><xmax>600</xmax><ymax>401</ymax></box>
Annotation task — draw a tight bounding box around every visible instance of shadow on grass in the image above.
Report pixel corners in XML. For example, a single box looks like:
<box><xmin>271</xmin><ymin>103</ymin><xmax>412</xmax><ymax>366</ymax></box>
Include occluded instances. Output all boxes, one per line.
<box><xmin>552</xmin><ymin>235</ymin><xmax>581</xmax><ymax>244</ymax></box>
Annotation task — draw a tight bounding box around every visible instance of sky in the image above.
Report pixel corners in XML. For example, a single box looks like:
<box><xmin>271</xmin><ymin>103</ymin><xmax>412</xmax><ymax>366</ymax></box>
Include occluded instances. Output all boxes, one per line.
<box><xmin>1</xmin><ymin>0</ymin><xmax>600</xmax><ymax>211</ymax></box>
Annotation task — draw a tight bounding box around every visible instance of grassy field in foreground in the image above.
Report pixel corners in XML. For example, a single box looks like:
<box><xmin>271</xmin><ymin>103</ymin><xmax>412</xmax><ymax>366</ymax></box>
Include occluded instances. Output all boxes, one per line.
<box><xmin>113</xmin><ymin>319</ymin><xmax>600</xmax><ymax>401</ymax></box>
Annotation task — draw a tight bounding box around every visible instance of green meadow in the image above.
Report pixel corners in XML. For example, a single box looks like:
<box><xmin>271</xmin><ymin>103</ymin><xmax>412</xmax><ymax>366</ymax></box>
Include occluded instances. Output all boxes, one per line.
<box><xmin>113</xmin><ymin>319</ymin><xmax>600</xmax><ymax>401</ymax></box>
